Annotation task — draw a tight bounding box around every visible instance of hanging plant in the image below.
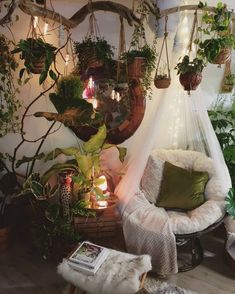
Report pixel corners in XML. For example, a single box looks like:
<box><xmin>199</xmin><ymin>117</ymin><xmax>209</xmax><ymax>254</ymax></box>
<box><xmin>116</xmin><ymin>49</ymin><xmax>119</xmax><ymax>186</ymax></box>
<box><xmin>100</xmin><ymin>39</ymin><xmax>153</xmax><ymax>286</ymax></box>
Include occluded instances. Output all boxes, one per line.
<box><xmin>12</xmin><ymin>37</ymin><xmax>57</xmax><ymax>84</ymax></box>
<box><xmin>175</xmin><ymin>55</ymin><xmax>205</xmax><ymax>94</ymax></box>
<box><xmin>74</xmin><ymin>36</ymin><xmax>114</xmax><ymax>74</ymax></box>
<box><xmin>196</xmin><ymin>2</ymin><xmax>235</xmax><ymax>65</ymax></box>
<box><xmin>0</xmin><ymin>34</ymin><xmax>21</xmax><ymax>137</ymax></box>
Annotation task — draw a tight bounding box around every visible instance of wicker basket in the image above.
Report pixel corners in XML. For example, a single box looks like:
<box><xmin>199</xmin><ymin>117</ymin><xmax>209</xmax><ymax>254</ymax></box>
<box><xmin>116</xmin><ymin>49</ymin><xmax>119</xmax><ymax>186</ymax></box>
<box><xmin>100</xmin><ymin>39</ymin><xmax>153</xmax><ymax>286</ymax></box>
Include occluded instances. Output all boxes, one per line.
<box><xmin>212</xmin><ymin>48</ymin><xmax>231</xmax><ymax>65</ymax></box>
<box><xmin>154</xmin><ymin>78</ymin><xmax>171</xmax><ymax>89</ymax></box>
<box><xmin>128</xmin><ymin>57</ymin><xmax>146</xmax><ymax>79</ymax></box>
<box><xmin>179</xmin><ymin>72</ymin><xmax>202</xmax><ymax>94</ymax></box>
<box><xmin>30</xmin><ymin>56</ymin><xmax>45</xmax><ymax>74</ymax></box>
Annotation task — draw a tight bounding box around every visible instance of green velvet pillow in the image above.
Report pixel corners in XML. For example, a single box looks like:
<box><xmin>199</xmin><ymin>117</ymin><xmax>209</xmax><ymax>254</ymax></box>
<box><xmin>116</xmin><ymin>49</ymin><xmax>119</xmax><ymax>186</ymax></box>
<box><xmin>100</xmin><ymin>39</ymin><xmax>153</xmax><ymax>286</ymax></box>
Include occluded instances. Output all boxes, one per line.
<box><xmin>156</xmin><ymin>161</ymin><xmax>209</xmax><ymax>211</ymax></box>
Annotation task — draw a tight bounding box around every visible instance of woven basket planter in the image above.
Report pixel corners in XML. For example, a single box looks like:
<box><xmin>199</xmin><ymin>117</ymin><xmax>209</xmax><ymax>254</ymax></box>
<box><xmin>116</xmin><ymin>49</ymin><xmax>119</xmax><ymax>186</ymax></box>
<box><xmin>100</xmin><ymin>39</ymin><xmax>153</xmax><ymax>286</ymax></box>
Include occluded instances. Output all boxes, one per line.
<box><xmin>30</xmin><ymin>56</ymin><xmax>45</xmax><ymax>74</ymax></box>
<box><xmin>79</xmin><ymin>47</ymin><xmax>103</xmax><ymax>71</ymax></box>
<box><xmin>212</xmin><ymin>48</ymin><xmax>231</xmax><ymax>65</ymax></box>
<box><xmin>154</xmin><ymin>78</ymin><xmax>171</xmax><ymax>89</ymax></box>
<box><xmin>127</xmin><ymin>57</ymin><xmax>146</xmax><ymax>79</ymax></box>
<box><xmin>179</xmin><ymin>72</ymin><xmax>202</xmax><ymax>94</ymax></box>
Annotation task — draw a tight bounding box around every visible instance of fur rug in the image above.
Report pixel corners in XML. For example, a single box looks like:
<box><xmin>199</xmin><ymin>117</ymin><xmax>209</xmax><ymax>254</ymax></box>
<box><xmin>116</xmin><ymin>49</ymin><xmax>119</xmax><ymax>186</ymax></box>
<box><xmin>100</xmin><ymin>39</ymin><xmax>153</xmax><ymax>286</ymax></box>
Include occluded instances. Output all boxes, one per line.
<box><xmin>144</xmin><ymin>277</ymin><xmax>198</xmax><ymax>294</ymax></box>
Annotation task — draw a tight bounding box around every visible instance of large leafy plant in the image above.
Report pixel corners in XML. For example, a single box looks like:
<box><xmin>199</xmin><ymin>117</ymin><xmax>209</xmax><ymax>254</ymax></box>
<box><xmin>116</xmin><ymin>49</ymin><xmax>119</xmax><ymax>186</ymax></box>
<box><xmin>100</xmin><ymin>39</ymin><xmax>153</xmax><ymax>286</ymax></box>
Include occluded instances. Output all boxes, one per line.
<box><xmin>43</xmin><ymin>125</ymin><xmax>126</xmax><ymax>198</ymax></box>
<box><xmin>12</xmin><ymin>37</ymin><xmax>57</xmax><ymax>84</ymax></box>
<box><xmin>196</xmin><ymin>2</ymin><xmax>235</xmax><ymax>63</ymax></box>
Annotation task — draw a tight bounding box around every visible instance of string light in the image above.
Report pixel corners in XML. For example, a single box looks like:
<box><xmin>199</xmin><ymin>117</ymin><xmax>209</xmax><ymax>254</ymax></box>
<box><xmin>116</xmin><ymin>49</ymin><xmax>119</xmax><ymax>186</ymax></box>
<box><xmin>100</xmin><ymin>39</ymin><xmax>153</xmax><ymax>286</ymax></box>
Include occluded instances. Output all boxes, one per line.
<box><xmin>33</xmin><ymin>16</ymin><xmax>38</xmax><ymax>28</ymax></box>
<box><xmin>65</xmin><ymin>53</ymin><xmax>70</xmax><ymax>66</ymax></box>
<box><xmin>43</xmin><ymin>22</ymin><xmax>49</xmax><ymax>35</ymax></box>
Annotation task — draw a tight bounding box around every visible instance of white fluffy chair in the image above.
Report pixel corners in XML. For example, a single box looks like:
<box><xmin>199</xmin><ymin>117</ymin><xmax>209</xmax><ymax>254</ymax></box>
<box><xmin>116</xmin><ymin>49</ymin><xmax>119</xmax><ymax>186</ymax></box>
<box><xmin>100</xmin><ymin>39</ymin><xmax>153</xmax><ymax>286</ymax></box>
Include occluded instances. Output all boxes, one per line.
<box><xmin>123</xmin><ymin>149</ymin><xmax>226</xmax><ymax>273</ymax></box>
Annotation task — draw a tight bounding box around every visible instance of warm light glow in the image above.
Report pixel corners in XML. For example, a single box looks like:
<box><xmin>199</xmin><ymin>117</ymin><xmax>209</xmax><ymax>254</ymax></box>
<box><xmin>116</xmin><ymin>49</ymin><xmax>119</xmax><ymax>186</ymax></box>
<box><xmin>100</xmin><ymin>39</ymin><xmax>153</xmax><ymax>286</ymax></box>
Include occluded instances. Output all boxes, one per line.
<box><xmin>65</xmin><ymin>53</ymin><xmax>70</xmax><ymax>66</ymax></box>
<box><xmin>116</xmin><ymin>92</ymin><xmax>121</xmax><ymax>102</ymax></box>
<box><xmin>98</xmin><ymin>175</ymin><xmax>107</xmax><ymax>191</ymax></box>
<box><xmin>33</xmin><ymin>16</ymin><xmax>38</xmax><ymax>28</ymax></box>
<box><xmin>83</xmin><ymin>76</ymin><xmax>95</xmax><ymax>99</ymax></box>
<box><xmin>43</xmin><ymin>22</ymin><xmax>49</xmax><ymax>35</ymax></box>
<box><xmin>111</xmin><ymin>90</ymin><xmax>115</xmax><ymax>100</ymax></box>
<box><xmin>97</xmin><ymin>200</ymin><xmax>108</xmax><ymax>208</ymax></box>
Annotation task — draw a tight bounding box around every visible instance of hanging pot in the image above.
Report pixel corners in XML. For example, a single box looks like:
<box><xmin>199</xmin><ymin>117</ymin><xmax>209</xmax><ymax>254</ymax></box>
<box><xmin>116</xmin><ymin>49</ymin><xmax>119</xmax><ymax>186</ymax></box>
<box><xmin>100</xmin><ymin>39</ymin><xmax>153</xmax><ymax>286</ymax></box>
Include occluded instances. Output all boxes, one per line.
<box><xmin>154</xmin><ymin>77</ymin><xmax>171</xmax><ymax>89</ymax></box>
<box><xmin>212</xmin><ymin>48</ymin><xmax>231</xmax><ymax>65</ymax></box>
<box><xmin>30</xmin><ymin>56</ymin><xmax>45</xmax><ymax>74</ymax></box>
<box><xmin>127</xmin><ymin>57</ymin><xmax>146</xmax><ymax>79</ymax></box>
<box><xmin>179</xmin><ymin>72</ymin><xmax>202</xmax><ymax>94</ymax></box>
<box><xmin>79</xmin><ymin>47</ymin><xmax>103</xmax><ymax>71</ymax></box>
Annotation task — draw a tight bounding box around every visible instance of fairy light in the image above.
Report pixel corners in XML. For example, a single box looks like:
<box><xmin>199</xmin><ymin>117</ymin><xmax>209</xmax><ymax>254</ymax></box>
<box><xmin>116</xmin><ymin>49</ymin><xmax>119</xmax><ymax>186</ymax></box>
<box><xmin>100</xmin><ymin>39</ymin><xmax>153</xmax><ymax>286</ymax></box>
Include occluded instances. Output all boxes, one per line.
<box><xmin>65</xmin><ymin>53</ymin><xmax>70</xmax><ymax>66</ymax></box>
<box><xmin>43</xmin><ymin>22</ymin><xmax>49</xmax><ymax>35</ymax></box>
<box><xmin>33</xmin><ymin>16</ymin><xmax>38</xmax><ymax>28</ymax></box>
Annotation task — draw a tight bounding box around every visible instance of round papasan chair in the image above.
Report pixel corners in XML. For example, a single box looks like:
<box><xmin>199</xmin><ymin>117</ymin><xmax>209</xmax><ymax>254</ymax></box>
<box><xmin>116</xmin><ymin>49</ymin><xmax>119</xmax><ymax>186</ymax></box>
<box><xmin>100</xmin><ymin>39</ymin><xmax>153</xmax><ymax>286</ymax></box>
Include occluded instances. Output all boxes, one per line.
<box><xmin>121</xmin><ymin>149</ymin><xmax>228</xmax><ymax>275</ymax></box>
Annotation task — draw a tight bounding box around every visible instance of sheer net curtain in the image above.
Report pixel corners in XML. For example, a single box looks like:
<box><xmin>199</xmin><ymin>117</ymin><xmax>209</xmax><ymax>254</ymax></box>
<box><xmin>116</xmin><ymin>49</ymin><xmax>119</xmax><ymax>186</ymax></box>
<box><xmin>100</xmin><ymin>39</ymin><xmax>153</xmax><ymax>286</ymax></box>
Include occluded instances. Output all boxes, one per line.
<box><xmin>115</xmin><ymin>11</ymin><xmax>232</xmax><ymax>213</ymax></box>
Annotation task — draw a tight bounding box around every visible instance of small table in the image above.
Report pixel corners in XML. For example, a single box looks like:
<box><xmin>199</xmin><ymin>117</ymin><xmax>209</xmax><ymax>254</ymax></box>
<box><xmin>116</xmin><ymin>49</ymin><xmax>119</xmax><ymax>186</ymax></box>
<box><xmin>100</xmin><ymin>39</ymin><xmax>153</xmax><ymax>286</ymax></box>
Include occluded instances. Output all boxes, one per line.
<box><xmin>58</xmin><ymin>247</ymin><xmax>151</xmax><ymax>294</ymax></box>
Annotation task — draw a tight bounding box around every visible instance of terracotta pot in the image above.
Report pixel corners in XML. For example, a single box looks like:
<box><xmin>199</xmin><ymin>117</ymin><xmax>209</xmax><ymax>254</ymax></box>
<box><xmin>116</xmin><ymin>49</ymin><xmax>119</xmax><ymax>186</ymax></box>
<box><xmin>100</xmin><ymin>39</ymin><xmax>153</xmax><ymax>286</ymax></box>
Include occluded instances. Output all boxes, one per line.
<box><xmin>154</xmin><ymin>78</ymin><xmax>171</xmax><ymax>89</ymax></box>
<box><xmin>212</xmin><ymin>48</ymin><xmax>231</xmax><ymax>65</ymax></box>
<box><xmin>79</xmin><ymin>47</ymin><xmax>103</xmax><ymax>70</ymax></box>
<box><xmin>179</xmin><ymin>72</ymin><xmax>202</xmax><ymax>94</ymax></box>
<box><xmin>0</xmin><ymin>226</ymin><xmax>10</xmax><ymax>251</ymax></box>
<box><xmin>30</xmin><ymin>56</ymin><xmax>45</xmax><ymax>74</ymax></box>
<box><xmin>127</xmin><ymin>57</ymin><xmax>146</xmax><ymax>79</ymax></box>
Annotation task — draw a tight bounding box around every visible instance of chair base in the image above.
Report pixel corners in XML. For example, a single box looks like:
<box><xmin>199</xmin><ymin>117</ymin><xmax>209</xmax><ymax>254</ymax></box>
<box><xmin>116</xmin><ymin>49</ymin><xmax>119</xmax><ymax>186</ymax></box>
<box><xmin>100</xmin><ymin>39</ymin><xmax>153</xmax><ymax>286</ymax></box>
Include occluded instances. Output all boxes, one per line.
<box><xmin>175</xmin><ymin>214</ymin><xmax>225</xmax><ymax>272</ymax></box>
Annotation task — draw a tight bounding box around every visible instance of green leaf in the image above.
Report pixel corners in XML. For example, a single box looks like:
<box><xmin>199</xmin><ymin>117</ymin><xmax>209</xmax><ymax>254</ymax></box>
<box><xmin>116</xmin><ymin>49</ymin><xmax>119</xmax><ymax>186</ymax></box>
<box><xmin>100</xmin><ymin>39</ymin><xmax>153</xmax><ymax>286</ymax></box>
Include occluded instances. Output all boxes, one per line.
<box><xmin>49</xmin><ymin>69</ymin><xmax>57</xmax><ymax>81</ymax></box>
<box><xmin>75</xmin><ymin>153</ymin><xmax>93</xmax><ymax>178</ymax></box>
<box><xmin>16</xmin><ymin>153</ymin><xmax>45</xmax><ymax>168</ymax></box>
<box><xmin>83</xmin><ymin>125</ymin><xmax>107</xmax><ymax>153</ymax></box>
<box><xmin>39</xmin><ymin>70</ymin><xmax>48</xmax><ymax>85</ymax></box>
<box><xmin>117</xmin><ymin>146</ymin><xmax>127</xmax><ymax>162</ymax></box>
<box><xmin>45</xmin><ymin>147</ymin><xmax>79</xmax><ymax>161</ymax></box>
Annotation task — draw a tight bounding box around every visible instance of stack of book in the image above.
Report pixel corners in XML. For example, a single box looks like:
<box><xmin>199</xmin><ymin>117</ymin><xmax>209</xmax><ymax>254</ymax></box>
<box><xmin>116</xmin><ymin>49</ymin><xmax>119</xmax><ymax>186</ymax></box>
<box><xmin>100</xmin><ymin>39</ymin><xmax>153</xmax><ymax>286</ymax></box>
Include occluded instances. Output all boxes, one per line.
<box><xmin>67</xmin><ymin>241</ymin><xmax>110</xmax><ymax>275</ymax></box>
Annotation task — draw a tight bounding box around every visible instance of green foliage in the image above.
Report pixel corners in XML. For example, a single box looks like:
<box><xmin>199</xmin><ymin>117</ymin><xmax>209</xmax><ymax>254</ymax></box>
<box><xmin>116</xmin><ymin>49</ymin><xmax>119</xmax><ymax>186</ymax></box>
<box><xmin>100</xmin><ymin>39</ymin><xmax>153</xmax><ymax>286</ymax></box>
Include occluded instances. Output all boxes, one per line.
<box><xmin>196</xmin><ymin>2</ymin><xmax>235</xmax><ymax>64</ymax></box>
<box><xmin>208</xmin><ymin>109</ymin><xmax>235</xmax><ymax>187</ymax></box>
<box><xmin>57</xmin><ymin>75</ymin><xmax>83</xmax><ymax>100</ymax></box>
<box><xmin>74</xmin><ymin>36</ymin><xmax>114</xmax><ymax>71</ymax></box>
<box><xmin>224</xmin><ymin>74</ymin><xmax>235</xmax><ymax>86</ymax></box>
<box><xmin>225</xmin><ymin>188</ymin><xmax>235</xmax><ymax>218</ymax></box>
<box><xmin>12</xmin><ymin>38</ymin><xmax>57</xmax><ymax>84</ymax></box>
<box><xmin>0</xmin><ymin>34</ymin><xmax>21</xmax><ymax>137</ymax></box>
<box><xmin>44</xmin><ymin>125</ymin><xmax>126</xmax><ymax>196</ymax></box>
<box><xmin>175</xmin><ymin>55</ymin><xmax>205</xmax><ymax>75</ymax></box>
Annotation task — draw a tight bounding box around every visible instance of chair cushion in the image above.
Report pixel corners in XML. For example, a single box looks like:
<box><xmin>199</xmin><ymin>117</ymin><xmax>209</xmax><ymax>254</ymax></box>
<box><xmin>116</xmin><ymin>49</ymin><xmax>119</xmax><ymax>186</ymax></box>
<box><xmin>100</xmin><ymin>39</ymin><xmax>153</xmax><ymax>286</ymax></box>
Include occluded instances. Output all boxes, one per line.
<box><xmin>156</xmin><ymin>161</ymin><xmax>209</xmax><ymax>211</ymax></box>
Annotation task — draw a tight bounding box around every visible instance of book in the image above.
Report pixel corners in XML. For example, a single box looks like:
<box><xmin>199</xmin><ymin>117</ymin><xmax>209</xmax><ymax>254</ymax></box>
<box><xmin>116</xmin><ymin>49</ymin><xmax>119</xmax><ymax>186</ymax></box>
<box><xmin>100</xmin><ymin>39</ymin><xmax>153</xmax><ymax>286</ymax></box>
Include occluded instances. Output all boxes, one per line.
<box><xmin>68</xmin><ymin>241</ymin><xmax>110</xmax><ymax>275</ymax></box>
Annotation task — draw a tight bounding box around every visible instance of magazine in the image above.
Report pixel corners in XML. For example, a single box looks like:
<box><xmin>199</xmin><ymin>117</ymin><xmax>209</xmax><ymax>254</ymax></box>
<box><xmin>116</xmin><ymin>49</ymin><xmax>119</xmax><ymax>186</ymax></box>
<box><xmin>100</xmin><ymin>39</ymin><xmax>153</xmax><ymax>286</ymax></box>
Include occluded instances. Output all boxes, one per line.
<box><xmin>68</xmin><ymin>241</ymin><xmax>109</xmax><ymax>275</ymax></box>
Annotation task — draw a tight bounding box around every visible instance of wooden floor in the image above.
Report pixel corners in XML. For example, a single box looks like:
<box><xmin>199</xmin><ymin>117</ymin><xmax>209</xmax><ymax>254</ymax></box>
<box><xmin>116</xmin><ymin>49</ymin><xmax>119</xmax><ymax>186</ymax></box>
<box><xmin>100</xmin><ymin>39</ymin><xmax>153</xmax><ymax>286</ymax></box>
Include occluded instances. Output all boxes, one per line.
<box><xmin>0</xmin><ymin>225</ymin><xmax>235</xmax><ymax>294</ymax></box>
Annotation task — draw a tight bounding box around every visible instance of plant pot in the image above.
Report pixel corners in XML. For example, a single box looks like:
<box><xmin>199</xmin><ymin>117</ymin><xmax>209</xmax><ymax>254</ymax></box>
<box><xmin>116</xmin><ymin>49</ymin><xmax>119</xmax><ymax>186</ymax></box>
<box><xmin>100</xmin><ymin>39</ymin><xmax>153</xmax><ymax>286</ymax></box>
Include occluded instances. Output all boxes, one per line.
<box><xmin>212</xmin><ymin>48</ymin><xmax>231</xmax><ymax>65</ymax></box>
<box><xmin>154</xmin><ymin>78</ymin><xmax>171</xmax><ymax>89</ymax></box>
<box><xmin>179</xmin><ymin>72</ymin><xmax>202</xmax><ymax>94</ymax></box>
<box><xmin>79</xmin><ymin>47</ymin><xmax>103</xmax><ymax>71</ymax></box>
<box><xmin>0</xmin><ymin>226</ymin><xmax>10</xmax><ymax>251</ymax></box>
<box><xmin>127</xmin><ymin>57</ymin><xmax>146</xmax><ymax>79</ymax></box>
<box><xmin>79</xmin><ymin>191</ymin><xmax>91</xmax><ymax>202</ymax></box>
<box><xmin>30</xmin><ymin>56</ymin><xmax>45</xmax><ymax>74</ymax></box>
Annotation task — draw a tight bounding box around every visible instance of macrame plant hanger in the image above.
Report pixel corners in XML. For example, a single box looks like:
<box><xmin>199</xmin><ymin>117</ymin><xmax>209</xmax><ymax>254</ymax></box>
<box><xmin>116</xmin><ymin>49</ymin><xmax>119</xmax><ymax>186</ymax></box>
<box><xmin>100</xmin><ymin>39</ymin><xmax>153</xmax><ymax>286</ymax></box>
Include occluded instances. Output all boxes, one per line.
<box><xmin>178</xmin><ymin>10</ymin><xmax>201</xmax><ymax>95</ymax></box>
<box><xmin>116</xmin><ymin>16</ymin><xmax>127</xmax><ymax>84</ymax></box>
<box><xmin>154</xmin><ymin>15</ymin><xmax>171</xmax><ymax>89</ymax></box>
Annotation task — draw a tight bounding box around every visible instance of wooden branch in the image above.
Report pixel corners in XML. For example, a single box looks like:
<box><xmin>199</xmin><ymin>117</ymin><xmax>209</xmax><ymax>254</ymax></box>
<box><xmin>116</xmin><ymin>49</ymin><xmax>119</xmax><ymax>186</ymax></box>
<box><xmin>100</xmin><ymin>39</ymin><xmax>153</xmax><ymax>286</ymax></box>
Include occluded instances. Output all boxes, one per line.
<box><xmin>160</xmin><ymin>5</ymin><xmax>217</xmax><ymax>17</ymax></box>
<box><xmin>18</xmin><ymin>0</ymin><xmax>141</xmax><ymax>29</ymax></box>
<box><xmin>0</xmin><ymin>0</ymin><xmax>16</xmax><ymax>27</ymax></box>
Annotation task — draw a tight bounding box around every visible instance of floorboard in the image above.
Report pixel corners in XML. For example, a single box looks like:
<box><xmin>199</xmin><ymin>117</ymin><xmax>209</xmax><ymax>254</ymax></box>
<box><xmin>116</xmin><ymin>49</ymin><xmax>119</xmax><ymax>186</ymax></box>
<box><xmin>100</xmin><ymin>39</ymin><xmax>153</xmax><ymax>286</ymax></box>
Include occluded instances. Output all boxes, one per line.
<box><xmin>0</xmin><ymin>225</ymin><xmax>234</xmax><ymax>294</ymax></box>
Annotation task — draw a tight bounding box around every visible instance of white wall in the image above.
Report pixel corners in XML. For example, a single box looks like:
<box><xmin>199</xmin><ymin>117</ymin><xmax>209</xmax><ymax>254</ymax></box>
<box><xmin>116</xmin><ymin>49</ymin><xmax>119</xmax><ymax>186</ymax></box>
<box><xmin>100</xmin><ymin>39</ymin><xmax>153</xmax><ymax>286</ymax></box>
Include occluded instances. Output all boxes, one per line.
<box><xmin>0</xmin><ymin>0</ymin><xmax>234</xmax><ymax>175</ymax></box>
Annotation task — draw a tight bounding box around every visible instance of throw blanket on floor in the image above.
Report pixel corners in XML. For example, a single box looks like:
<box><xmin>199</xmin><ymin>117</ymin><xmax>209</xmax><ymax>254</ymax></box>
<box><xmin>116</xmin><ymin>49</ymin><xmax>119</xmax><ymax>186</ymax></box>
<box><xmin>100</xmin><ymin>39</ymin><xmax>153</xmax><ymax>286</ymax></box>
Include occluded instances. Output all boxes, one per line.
<box><xmin>58</xmin><ymin>249</ymin><xmax>152</xmax><ymax>294</ymax></box>
<box><xmin>122</xmin><ymin>191</ymin><xmax>178</xmax><ymax>275</ymax></box>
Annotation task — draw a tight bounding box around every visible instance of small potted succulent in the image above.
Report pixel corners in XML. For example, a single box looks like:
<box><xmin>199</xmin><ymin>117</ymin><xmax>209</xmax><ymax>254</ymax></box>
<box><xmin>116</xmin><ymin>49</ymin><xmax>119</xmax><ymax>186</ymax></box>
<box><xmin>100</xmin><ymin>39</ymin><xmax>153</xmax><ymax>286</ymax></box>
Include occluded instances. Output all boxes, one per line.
<box><xmin>196</xmin><ymin>2</ymin><xmax>235</xmax><ymax>66</ymax></box>
<box><xmin>74</xmin><ymin>36</ymin><xmax>114</xmax><ymax>74</ymax></box>
<box><xmin>12</xmin><ymin>37</ymin><xmax>57</xmax><ymax>84</ymax></box>
<box><xmin>154</xmin><ymin>64</ymin><xmax>171</xmax><ymax>89</ymax></box>
<box><xmin>175</xmin><ymin>55</ymin><xmax>205</xmax><ymax>94</ymax></box>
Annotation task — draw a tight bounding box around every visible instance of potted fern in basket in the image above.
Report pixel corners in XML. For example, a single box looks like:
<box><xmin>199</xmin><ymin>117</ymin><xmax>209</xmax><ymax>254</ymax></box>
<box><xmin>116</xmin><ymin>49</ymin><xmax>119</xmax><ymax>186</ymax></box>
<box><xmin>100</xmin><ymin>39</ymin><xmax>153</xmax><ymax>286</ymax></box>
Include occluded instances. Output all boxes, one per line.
<box><xmin>175</xmin><ymin>55</ymin><xmax>205</xmax><ymax>94</ymax></box>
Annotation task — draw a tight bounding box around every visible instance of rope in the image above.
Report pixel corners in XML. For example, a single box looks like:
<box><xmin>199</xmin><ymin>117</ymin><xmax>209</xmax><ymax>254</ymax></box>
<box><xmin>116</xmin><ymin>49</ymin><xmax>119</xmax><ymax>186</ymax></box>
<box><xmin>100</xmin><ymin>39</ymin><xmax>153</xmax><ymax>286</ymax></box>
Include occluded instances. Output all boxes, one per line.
<box><xmin>117</xmin><ymin>16</ymin><xmax>126</xmax><ymax>81</ymax></box>
<box><xmin>188</xmin><ymin>10</ymin><xmax>198</xmax><ymax>55</ymax></box>
<box><xmin>155</xmin><ymin>15</ymin><xmax>170</xmax><ymax>79</ymax></box>
<box><xmin>86</xmin><ymin>0</ymin><xmax>101</xmax><ymax>38</ymax></box>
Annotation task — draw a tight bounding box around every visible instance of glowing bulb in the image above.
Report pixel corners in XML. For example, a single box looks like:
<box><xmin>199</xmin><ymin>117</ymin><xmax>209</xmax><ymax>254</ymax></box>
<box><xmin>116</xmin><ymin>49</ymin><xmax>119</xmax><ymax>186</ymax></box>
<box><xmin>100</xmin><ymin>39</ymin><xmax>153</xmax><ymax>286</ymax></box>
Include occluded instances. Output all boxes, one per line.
<box><xmin>98</xmin><ymin>175</ymin><xmax>107</xmax><ymax>191</ymax></box>
<box><xmin>91</xmin><ymin>98</ymin><xmax>98</xmax><ymax>109</ymax></box>
<box><xmin>43</xmin><ymin>22</ymin><xmax>49</xmax><ymax>35</ymax></box>
<box><xmin>65</xmin><ymin>53</ymin><xmax>70</xmax><ymax>66</ymax></box>
<box><xmin>33</xmin><ymin>16</ymin><xmax>38</xmax><ymax>28</ymax></box>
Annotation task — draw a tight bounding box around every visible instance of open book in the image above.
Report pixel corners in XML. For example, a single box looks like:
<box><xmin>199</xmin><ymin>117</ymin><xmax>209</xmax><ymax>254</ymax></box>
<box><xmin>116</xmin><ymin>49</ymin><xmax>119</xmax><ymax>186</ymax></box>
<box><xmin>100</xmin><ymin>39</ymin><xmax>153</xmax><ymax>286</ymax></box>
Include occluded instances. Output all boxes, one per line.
<box><xmin>68</xmin><ymin>241</ymin><xmax>109</xmax><ymax>275</ymax></box>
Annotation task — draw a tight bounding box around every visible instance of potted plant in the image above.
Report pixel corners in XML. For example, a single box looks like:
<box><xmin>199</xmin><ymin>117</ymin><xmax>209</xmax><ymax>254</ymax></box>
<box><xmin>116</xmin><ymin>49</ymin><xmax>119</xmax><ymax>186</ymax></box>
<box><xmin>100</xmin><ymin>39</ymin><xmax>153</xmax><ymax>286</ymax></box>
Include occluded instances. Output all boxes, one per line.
<box><xmin>154</xmin><ymin>73</ymin><xmax>171</xmax><ymax>89</ymax></box>
<box><xmin>0</xmin><ymin>34</ymin><xmax>21</xmax><ymax>137</ymax></box>
<box><xmin>12</xmin><ymin>37</ymin><xmax>57</xmax><ymax>84</ymax></box>
<box><xmin>74</xmin><ymin>36</ymin><xmax>114</xmax><ymax>74</ymax></box>
<box><xmin>222</xmin><ymin>73</ymin><xmax>235</xmax><ymax>92</ymax></box>
<box><xmin>196</xmin><ymin>2</ymin><xmax>235</xmax><ymax>65</ymax></box>
<box><xmin>175</xmin><ymin>55</ymin><xmax>205</xmax><ymax>94</ymax></box>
